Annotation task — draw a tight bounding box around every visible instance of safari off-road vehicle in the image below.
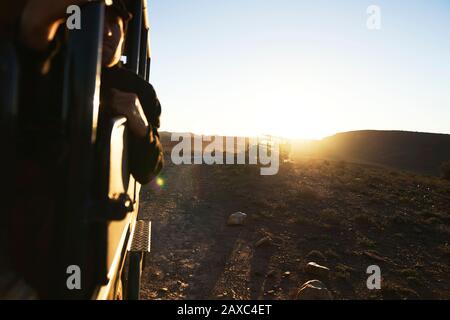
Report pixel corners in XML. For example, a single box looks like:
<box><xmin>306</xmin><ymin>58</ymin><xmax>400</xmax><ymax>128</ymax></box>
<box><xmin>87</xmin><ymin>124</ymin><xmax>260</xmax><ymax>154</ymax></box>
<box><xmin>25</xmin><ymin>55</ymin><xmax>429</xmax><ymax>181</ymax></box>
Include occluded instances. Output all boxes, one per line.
<box><xmin>0</xmin><ymin>0</ymin><xmax>153</xmax><ymax>299</ymax></box>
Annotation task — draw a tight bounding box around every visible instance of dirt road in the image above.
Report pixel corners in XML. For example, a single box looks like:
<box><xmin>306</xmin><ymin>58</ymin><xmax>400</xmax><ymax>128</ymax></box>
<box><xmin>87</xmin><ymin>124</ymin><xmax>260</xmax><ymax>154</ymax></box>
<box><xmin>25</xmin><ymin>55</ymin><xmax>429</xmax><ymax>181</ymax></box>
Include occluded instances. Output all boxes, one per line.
<box><xmin>139</xmin><ymin>162</ymin><xmax>304</xmax><ymax>300</ymax></box>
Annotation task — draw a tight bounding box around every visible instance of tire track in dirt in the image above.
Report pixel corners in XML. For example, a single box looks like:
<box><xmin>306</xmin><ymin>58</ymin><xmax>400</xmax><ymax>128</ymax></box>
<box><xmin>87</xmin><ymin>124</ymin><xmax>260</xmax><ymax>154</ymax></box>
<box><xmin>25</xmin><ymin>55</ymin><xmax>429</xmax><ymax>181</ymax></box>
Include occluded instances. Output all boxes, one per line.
<box><xmin>139</xmin><ymin>163</ymin><xmax>297</xmax><ymax>300</ymax></box>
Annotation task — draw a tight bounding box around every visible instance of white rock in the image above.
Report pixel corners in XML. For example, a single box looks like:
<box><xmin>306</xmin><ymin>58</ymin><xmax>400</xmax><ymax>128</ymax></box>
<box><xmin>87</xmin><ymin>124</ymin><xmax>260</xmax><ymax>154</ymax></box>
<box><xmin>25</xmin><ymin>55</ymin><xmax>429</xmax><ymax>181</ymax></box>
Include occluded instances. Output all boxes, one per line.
<box><xmin>305</xmin><ymin>262</ymin><xmax>330</xmax><ymax>278</ymax></box>
<box><xmin>227</xmin><ymin>212</ymin><xmax>247</xmax><ymax>226</ymax></box>
<box><xmin>296</xmin><ymin>280</ymin><xmax>333</xmax><ymax>300</ymax></box>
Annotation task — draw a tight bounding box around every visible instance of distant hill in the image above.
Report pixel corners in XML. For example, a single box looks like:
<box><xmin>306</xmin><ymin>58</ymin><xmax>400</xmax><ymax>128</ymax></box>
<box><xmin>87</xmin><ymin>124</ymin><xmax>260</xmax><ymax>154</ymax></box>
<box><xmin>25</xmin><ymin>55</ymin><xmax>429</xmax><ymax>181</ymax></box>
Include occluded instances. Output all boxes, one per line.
<box><xmin>312</xmin><ymin>130</ymin><xmax>450</xmax><ymax>176</ymax></box>
<box><xmin>160</xmin><ymin>130</ymin><xmax>450</xmax><ymax>176</ymax></box>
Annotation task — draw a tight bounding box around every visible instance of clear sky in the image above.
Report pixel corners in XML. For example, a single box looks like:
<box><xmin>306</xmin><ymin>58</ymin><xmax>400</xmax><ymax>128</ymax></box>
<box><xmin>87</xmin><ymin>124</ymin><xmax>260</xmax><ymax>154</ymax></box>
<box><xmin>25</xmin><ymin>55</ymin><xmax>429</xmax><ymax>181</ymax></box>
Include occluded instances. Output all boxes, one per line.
<box><xmin>147</xmin><ymin>0</ymin><xmax>450</xmax><ymax>139</ymax></box>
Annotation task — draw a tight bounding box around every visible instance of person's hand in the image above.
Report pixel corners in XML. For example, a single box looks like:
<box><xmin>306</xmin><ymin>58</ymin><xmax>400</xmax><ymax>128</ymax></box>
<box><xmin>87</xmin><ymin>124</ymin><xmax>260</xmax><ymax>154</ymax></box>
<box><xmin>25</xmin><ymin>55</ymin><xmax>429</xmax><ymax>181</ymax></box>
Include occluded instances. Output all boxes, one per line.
<box><xmin>108</xmin><ymin>88</ymin><xmax>149</xmax><ymax>138</ymax></box>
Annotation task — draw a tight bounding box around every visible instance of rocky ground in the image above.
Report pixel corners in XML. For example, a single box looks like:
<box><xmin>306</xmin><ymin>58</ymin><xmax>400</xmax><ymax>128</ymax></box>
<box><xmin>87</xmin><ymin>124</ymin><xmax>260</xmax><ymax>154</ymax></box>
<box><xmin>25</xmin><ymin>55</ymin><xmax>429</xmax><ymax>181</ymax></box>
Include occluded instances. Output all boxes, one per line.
<box><xmin>139</xmin><ymin>157</ymin><xmax>450</xmax><ymax>300</ymax></box>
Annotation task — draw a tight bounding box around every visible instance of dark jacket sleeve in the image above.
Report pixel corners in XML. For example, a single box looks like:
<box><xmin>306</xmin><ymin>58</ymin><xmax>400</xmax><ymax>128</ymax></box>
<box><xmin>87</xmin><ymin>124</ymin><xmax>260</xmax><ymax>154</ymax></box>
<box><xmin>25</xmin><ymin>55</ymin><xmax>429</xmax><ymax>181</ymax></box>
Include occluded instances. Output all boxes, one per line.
<box><xmin>129</xmin><ymin>126</ymin><xmax>164</xmax><ymax>185</ymax></box>
<box><xmin>101</xmin><ymin>66</ymin><xmax>164</xmax><ymax>185</ymax></box>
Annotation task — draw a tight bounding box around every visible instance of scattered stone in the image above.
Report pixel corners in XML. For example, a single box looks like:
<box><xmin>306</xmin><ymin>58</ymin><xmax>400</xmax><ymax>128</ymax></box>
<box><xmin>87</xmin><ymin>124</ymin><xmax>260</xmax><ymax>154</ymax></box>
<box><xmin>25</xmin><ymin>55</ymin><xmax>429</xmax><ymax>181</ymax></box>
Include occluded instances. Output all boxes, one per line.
<box><xmin>364</xmin><ymin>251</ymin><xmax>389</xmax><ymax>263</ymax></box>
<box><xmin>305</xmin><ymin>262</ymin><xmax>330</xmax><ymax>279</ymax></box>
<box><xmin>159</xmin><ymin>287</ymin><xmax>169</xmax><ymax>292</ymax></box>
<box><xmin>147</xmin><ymin>291</ymin><xmax>158</xmax><ymax>299</ymax></box>
<box><xmin>283</xmin><ymin>271</ymin><xmax>291</xmax><ymax>277</ymax></box>
<box><xmin>255</xmin><ymin>237</ymin><xmax>271</xmax><ymax>248</ymax></box>
<box><xmin>267</xmin><ymin>270</ymin><xmax>276</xmax><ymax>278</ymax></box>
<box><xmin>177</xmin><ymin>280</ymin><xmax>189</xmax><ymax>288</ymax></box>
<box><xmin>227</xmin><ymin>212</ymin><xmax>247</xmax><ymax>226</ymax></box>
<box><xmin>296</xmin><ymin>280</ymin><xmax>333</xmax><ymax>300</ymax></box>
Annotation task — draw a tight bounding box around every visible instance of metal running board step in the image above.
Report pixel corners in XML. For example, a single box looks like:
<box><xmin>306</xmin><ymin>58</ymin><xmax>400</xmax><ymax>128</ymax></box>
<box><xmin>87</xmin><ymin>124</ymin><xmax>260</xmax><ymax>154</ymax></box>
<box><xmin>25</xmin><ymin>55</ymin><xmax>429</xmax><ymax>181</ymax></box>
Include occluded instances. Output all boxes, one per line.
<box><xmin>126</xmin><ymin>220</ymin><xmax>151</xmax><ymax>300</ymax></box>
<box><xmin>129</xmin><ymin>220</ymin><xmax>151</xmax><ymax>253</ymax></box>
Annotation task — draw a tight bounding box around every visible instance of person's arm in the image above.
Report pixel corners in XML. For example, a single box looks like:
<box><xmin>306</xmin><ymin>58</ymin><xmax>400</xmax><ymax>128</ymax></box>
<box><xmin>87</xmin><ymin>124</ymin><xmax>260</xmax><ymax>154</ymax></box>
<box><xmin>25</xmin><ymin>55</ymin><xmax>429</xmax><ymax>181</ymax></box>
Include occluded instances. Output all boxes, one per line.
<box><xmin>19</xmin><ymin>0</ymin><xmax>98</xmax><ymax>52</ymax></box>
<box><xmin>129</xmin><ymin>127</ymin><xmax>164</xmax><ymax>185</ymax></box>
<box><xmin>130</xmin><ymin>80</ymin><xmax>164</xmax><ymax>184</ymax></box>
<box><xmin>106</xmin><ymin>87</ymin><xmax>164</xmax><ymax>184</ymax></box>
<box><xmin>108</xmin><ymin>88</ymin><xmax>149</xmax><ymax>139</ymax></box>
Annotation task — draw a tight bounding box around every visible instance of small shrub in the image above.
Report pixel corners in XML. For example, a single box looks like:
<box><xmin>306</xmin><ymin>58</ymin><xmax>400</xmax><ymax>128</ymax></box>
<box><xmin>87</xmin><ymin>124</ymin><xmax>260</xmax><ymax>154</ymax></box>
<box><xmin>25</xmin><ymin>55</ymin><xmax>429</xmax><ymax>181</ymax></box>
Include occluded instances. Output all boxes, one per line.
<box><xmin>398</xmin><ymin>268</ymin><xmax>419</xmax><ymax>278</ymax></box>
